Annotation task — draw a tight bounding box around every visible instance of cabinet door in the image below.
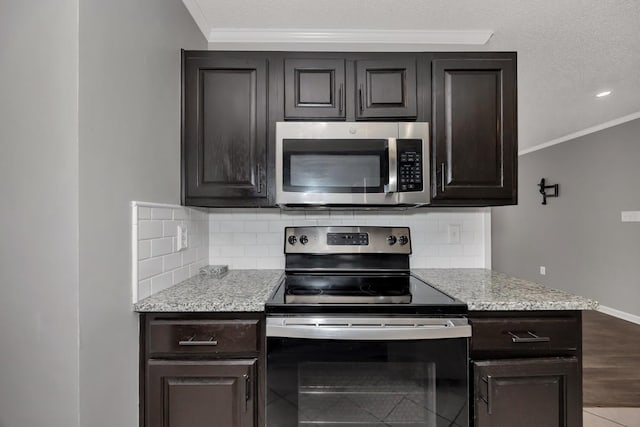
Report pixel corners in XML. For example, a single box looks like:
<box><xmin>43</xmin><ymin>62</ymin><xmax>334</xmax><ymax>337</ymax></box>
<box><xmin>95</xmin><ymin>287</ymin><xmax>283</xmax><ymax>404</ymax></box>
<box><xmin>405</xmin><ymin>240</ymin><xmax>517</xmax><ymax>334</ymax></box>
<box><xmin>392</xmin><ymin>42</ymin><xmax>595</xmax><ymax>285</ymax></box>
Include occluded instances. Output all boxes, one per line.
<box><xmin>284</xmin><ymin>58</ymin><xmax>346</xmax><ymax>120</ymax></box>
<box><xmin>473</xmin><ymin>358</ymin><xmax>581</xmax><ymax>427</ymax></box>
<box><xmin>355</xmin><ymin>58</ymin><xmax>418</xmax><ymax>119</ymax></box>
<box><xmin>147</xmin><ymin>359</ymin><xmax>256</xmax><ymax>427</ymax></box>
<box><xmin>182</xmin><ymin>53</ymin><xmax>268</xmax><ymax>206</ymax></box>
<box><xmin>432</xmin><ymin>56</ymin><xmax>517</xmax><ymax>205</ymax></box>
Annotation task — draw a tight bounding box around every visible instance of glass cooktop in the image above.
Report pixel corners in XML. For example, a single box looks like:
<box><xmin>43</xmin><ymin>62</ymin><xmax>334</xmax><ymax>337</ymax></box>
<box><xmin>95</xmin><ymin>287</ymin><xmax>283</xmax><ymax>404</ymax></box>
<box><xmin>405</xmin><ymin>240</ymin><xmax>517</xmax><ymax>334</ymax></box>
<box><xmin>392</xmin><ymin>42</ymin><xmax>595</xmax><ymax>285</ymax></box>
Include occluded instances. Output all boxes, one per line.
<box><xmin>265</xmin><ymin>273</ymin><xmax>467</xmax><ymax>316</ymax></box>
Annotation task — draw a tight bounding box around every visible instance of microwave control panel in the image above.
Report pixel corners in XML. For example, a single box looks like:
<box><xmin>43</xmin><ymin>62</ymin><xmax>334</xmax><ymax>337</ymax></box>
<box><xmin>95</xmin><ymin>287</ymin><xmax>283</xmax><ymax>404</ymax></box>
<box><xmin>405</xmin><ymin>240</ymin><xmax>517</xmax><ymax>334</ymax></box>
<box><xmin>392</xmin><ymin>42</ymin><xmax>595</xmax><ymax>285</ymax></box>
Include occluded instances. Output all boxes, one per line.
<box><xmin>397</xmin><ymin>139</ymin><xmax>423</xmax><ymax>192</ymax></box>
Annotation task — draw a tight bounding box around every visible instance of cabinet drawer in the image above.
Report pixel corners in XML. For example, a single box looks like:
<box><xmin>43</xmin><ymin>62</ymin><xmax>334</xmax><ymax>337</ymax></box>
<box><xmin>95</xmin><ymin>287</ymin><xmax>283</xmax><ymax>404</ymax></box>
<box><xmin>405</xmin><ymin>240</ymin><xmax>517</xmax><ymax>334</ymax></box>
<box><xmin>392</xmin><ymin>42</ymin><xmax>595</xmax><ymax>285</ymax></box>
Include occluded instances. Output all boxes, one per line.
<box><xmin>471</xmin><ymin>316</ymin><xmax>579</xmax><ymax>357</ymax></box>
<box><xmin>147</xmin><ymin>319</ymin><xmax>260</xmax><ymax>355</ymax></box>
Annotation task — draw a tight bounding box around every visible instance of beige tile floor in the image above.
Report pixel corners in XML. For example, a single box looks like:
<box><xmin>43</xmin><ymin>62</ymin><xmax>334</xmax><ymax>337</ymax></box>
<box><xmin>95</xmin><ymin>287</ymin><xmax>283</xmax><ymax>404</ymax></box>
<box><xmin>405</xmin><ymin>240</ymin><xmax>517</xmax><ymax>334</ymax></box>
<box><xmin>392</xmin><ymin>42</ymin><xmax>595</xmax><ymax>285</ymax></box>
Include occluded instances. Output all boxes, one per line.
<box><xmin>584</xmin><ymin>408</ymin><xmax>640</xmax><ymax>427</ymax></box>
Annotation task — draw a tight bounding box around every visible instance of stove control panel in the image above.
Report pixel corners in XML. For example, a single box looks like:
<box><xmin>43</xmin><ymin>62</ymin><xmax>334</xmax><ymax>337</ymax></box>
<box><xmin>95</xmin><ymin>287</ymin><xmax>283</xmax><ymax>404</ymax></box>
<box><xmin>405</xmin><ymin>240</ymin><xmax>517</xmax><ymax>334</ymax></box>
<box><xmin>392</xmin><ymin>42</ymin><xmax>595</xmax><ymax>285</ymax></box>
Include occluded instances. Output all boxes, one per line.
<box><xmin>327</xmin><ymin>233</ymin><xmax>369</xmax><ymax>246</ymax></box>
<box><xmin>285</xmin><ymin>226</ymin><xmax>411</xmax><ymax>254</ymax></box>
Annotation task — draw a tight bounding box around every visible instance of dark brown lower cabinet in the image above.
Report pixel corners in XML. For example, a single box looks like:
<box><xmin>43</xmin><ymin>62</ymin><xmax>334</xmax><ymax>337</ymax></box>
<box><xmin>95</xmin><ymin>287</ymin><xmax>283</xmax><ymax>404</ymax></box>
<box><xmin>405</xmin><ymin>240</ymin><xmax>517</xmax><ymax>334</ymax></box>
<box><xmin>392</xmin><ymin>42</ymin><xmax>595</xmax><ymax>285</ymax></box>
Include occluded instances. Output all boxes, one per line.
<box><xmin>141</xmin><ymin>313</ymin><xmax>264</xmax><ymax>427</ymax></box>
<box><xmin>147</xmin><ymin>359</ymin><xmax>256</xmax><ymax>427</ymax></box>
<box><xmin>473</xmin><ymin>358</ymin><xmax>581</xmax><ymax>427</ymax></box>
<box><xmin>469</xmin><ymin>311</ymin><xmax>583</xmax><ymax>427</ymax></box>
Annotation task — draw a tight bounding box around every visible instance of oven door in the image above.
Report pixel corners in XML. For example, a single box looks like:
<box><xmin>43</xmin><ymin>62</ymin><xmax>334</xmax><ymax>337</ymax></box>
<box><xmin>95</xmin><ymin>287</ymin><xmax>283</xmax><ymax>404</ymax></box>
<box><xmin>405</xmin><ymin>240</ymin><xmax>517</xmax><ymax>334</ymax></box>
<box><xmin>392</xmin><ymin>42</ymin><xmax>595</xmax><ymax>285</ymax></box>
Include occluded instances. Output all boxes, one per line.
<box><xmin>266</xmin><ymin>317</ymin><xmax>470</xmax><ymax>427</ymax></box>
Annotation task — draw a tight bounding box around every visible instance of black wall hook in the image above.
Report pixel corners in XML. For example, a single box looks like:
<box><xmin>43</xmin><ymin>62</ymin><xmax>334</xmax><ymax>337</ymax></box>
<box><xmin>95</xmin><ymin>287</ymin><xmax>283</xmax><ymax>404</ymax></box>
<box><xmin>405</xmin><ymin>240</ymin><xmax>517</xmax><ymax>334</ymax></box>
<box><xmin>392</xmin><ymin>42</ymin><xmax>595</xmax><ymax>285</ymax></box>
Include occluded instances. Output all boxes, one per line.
<box><xmin>538</xmin><ymin>178</ymin><xmax>559</xmax><ymax>205</ymax></box>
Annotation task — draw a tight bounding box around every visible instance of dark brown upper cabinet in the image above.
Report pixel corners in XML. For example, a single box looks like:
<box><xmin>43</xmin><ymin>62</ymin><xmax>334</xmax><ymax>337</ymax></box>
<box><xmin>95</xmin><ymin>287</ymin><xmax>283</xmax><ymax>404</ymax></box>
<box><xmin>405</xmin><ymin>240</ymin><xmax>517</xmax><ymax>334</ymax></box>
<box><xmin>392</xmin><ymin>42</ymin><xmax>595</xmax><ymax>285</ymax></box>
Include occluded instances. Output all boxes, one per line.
<box><xmin>284</xmin><ymin>58</ymin><xmax>346</xmax><ymax>120</ymax></box>
<box><xmin>355</xmin><ymin>58</ymin><xmax>418</xmax><ymax>120</ymax></box>
<box><xmin>182</xmin><ymin>52</ymin><xmax>270</xmax><ymax>207</ymax></box>
<box><xmin>431</xmin><ymin>54</ymin><xmax>517</xmax><ymax>206</ymax></box>
<box><xmin>181</xmin><ymin>51</ymin><xmax>517</xmax><ymax>208</ymax></box>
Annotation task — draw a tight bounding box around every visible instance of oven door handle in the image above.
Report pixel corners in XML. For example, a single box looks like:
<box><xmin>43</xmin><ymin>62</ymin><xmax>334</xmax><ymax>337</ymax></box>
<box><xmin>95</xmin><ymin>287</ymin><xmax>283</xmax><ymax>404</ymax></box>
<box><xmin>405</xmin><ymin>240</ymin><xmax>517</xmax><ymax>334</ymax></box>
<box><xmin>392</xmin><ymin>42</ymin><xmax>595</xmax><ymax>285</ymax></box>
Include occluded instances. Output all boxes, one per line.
<box><xmin>266</xmin><ymin>317</ymin><xmax>471</xmax><ymax>340</ymax></box>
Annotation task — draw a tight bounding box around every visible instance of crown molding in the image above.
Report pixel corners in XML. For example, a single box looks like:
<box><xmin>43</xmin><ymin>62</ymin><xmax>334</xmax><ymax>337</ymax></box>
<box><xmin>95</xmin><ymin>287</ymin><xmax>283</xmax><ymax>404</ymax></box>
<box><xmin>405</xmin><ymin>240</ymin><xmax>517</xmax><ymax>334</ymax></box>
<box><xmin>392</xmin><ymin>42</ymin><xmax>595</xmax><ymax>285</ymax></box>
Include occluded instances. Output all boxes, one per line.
<box><xmin>206</xmin><ymin>28</ymin><xmax>493</xmax><ymax>47</ymax></box>
<box><xmin>519</xmin><ymin>111</ymin><xmax>640</xmax><ymax>156</ymax></box>
<box><xmin>182</xmin><ymin>0</ymin><xmax>212</xmax><ymax>40</ymax></box>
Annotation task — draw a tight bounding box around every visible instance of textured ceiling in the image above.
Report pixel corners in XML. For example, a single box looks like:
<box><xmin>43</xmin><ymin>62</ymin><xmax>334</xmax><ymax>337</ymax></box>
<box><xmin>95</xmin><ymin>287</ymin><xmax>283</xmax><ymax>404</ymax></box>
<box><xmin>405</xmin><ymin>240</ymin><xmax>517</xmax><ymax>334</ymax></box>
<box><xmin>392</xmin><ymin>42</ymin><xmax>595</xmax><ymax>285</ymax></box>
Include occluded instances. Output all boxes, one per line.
<box><xmin>184</xmin><ymin>0</ymin><xmax>640</xmax><ymax>150</ymax></box>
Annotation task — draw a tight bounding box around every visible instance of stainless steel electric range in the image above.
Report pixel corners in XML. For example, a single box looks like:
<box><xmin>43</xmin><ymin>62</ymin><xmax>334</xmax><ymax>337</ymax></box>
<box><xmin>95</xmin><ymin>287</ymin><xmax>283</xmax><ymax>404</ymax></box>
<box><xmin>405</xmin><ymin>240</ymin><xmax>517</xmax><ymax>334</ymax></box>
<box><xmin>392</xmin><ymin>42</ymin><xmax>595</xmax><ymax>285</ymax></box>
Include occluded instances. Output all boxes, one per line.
<box><xmin>265</xmin><ymin>226</ymin><xmax>471</xmax><ymax>427</ymax></box>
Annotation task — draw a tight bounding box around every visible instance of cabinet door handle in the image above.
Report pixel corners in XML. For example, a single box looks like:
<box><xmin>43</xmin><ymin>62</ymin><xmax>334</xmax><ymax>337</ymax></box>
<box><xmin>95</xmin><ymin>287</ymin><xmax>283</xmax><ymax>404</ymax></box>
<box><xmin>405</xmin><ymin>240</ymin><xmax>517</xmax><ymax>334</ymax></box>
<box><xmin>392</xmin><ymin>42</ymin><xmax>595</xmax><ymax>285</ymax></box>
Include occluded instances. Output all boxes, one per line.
<box><xmin>508</xmin><ymin>331</ymin><xmax>551</xmax><ymax>343</ymax></box>
<box><xmin>440</xmin><ymin>163</ymin><xmax>446</xmax><ymax>192</ymax></box>
<box><xmin>358</xmin><ymin>86</ymin><xmax>364</xmax><ymax>114</ymax></box>
<box><xmin>243</xmin><ymin>374</ymin><xmax>250</xmax><ymax>412</ymax></box>
<box><xmin>338</xmin><ymin>83</ymin><xmax>344</xmax><ymax>114</ymax></box>
<box><xmin>178</xmin><ymin>336</ymin><xmax>218</xmax><ymax>346</ymax></box>
<box><xmin>257</xmin><ymin>164</ymin><xmax>262</xmax><ymax>193</ymax></box>
<box><xmin>481</xmin><ymin>375</ymin><xmax>494</xmax><ymax>415</ymax></box>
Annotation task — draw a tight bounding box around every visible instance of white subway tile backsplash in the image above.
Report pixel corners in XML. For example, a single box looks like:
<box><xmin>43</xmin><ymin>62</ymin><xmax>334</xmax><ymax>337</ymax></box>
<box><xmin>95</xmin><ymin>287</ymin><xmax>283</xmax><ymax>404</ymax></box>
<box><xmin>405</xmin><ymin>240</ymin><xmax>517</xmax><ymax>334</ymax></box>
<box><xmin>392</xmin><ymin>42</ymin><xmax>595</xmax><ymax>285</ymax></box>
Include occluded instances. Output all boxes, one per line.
<box><xmin>208</xmin><ymin>208</ymin><xmax>490</xmax><ymax>270</ymax></box>
<box><xmin>138</xmin><ymin>240</ymin><xmax>151</xmax><ymax>260</ymax></box>
<box><xmin>151</xmin><ymin>237</ymin><xmax>174</xmax><ymax>257</ymax></box>
<box><xmin>255</xmin><ymin>208</ymin><xmax>281</xmax><ymax>220</ymax></box>
<box><xmin>138</xmin><ymin>207</ymin><xmax>151</xmax><ymax>220</ymax></box>
<box><xmin>256</xmin><ymin>232</ymin><xmax>281</xmax><ymax>245</ymax></box>
<box><xmin>225</xmin><ymin>245</ymin><xmax>245</xmax><ymax>257</ymax></box>
<box><xmin>244</xmin><ymin>221</ymin><xmax>269</xmax><ymax>233</ymax></box>
<box><xmin>245</xmin><ymin>245</ymin><xmax>269</xmax><ymax>257</ymax></box>
<box><xmin>439</xmin><ymin>245</ymin><xmax>464</xmax><ymax>257</ymax></box>
<box><xmin>268</xmin><ymin>220</ymin><xmax>289</xmax><ymax>232</ymax></box>
<box><xmin>151</xmin><ymin>208</ymin><xmax>173</xmax><ymax>220</ymax></box>
<box><xmin>463</xmin><ymin>244</ymin><xmax>484</xmax><ymax>256</ymax></box>
<box><xmin>231</xmin><ymin>208</ymin><xmax>257</xmax><ymax>220</ymax></box>
<box><xmin>234</xmin><ymin>257</ymin><xmax>257</xmax><ymax>269</ymax></box>
<box><xmin>138</xmin><ymin>220</ymin><xmax>163</xmax><ymax>240</ymax></box>
<box><xmin>138</xmin><ymin>279</ymin><xmax>151</xmax><ymax>300</ymax></box>
<box><xmin>211</xmin><ymin>232</ymin><xmax>233</xmax><ymax>246</ymax></box>
<box><xmin>218</xmin><ymin>220</ymin><xmax>244</xmax><ymax>232</ymax></box>
<box><xmin>172</xmin><ymin>266</ymin><xmax>190</xmax><ymax>284</ymax></box>
<box><xmin>139</xmin><ymin>257</ymin><xmax>163</xmax><ymax>280</ymax></box>
<box><xmin>267</xmin><ymin>244</ymin><xmax>283</xmax><ymax>256</ymax></box>
<box><xmin>173</xmin><ymin>208</ymin><xmax>190</xmax><ymax>220</ymax></box>
<box><xmin>233</xmin><ymin>233</ymin><xmax>257</xmax><ymax>245</ymax></box>
<box><xmin>163</xmin><ymin>253</ymin><xmax>182</xmax><ymax>271</ymax></box>
<box><xmin>163</xmin><ymin>220</ymin><xmax>179</xmax><ymax>237</ymax></box>
<box><xmin>256</xmin><ymin>257</ymin><xmax>285</xmax><ymax>269</ymax></box>
<box><xmin>182</xmin><ymin>248</ymin><xmax>196</xmax><ymax>264</ymax></box>
<box><xmin>132</xmin><ymin>202</ymin><xmax>209</xmax><ymax>303</ymax></box>
<box><xmin>151</xmin><ymin>272</ymin><xmax>173</xmax><ymax>293</ymax></box>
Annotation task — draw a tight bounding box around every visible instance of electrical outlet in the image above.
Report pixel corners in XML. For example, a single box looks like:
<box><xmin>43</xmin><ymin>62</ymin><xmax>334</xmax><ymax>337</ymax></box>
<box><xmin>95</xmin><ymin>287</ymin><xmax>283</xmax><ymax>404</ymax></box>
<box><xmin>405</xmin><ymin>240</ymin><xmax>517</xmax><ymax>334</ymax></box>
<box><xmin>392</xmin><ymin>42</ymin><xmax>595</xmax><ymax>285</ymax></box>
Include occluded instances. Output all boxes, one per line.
<box><xmin>176</xmin><ymin>225</ymin><xmax>188</xmax><ymax>251</ymax></box>
<box><xmin>447</xmin><ymin>224</ymin><xmax>461</xmax><ymax>244</ymax></box>
<box><xmin>540</xmin><ymin>266</ymin><xmax>546</xmax><ymax>275</ymax></box>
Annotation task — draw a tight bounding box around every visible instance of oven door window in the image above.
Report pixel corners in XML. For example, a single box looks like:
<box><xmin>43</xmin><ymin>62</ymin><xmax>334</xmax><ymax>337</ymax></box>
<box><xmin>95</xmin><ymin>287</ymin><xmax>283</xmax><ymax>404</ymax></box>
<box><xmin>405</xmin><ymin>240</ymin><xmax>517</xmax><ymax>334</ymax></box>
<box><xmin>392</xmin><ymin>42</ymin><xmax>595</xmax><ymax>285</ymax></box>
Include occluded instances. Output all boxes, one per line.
<box><xmin>282</xmin><ymin>139</ymin><xmax>389</xmax><ymax>193</ymax></box>
<box><xmin>267</xmin><ymin>338</ymin><xmax>468</xmax><ymax>427</ymax></box>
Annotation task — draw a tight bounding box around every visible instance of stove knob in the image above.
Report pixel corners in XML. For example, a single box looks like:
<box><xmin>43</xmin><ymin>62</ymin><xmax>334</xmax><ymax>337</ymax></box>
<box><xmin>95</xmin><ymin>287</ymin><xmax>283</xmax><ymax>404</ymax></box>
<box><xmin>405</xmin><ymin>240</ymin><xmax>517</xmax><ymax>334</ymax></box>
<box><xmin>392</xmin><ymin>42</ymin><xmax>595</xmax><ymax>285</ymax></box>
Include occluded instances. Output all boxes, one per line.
<box><xmin>288</xmin><ymin>235</ymin><xmax>297</xmax><ymax>245</ymax></box>
<box><xmin>299</xmin><ymin>235</ymin><xmax>308</xmax><ymax>245</ymax></box>
<box><xmin>386</xmin><ymin>235</ymin><xmax>397</xmax><ymax>245</ymax></box>
<box><xmin>398</xmin><ymin>235</ymin><xmax>409</xmax><ymax>246</ymax></box>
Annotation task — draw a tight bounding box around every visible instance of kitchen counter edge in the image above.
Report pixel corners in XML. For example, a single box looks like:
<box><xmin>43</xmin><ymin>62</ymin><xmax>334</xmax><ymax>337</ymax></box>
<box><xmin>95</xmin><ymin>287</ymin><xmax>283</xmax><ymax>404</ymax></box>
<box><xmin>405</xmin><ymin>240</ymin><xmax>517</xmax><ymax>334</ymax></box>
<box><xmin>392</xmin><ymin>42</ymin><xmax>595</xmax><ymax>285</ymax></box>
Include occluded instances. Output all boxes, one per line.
<box><xmin>133</xmin><ymin>268</ymin><xmax>598</xmax><ymax>313</ymax></box>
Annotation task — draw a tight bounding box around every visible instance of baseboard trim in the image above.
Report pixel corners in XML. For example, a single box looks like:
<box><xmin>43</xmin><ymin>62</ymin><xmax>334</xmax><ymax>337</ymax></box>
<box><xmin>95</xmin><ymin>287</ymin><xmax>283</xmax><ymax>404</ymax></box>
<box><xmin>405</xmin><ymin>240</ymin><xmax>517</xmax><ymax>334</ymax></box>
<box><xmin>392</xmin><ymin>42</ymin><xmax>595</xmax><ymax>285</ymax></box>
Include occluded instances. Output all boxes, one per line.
<box><xmin>597</xmin><ymin>305</ymin><xmax>640</xmax><ymax>325</ymax></box>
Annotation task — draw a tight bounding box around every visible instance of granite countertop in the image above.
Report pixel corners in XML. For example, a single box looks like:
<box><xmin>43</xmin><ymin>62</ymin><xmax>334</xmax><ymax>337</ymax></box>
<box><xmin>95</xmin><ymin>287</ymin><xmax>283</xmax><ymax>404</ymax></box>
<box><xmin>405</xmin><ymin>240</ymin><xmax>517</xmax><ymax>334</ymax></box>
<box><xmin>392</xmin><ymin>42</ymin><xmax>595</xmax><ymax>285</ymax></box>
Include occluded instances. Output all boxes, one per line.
<box><xmin>412</xmin><ymin>269</ymin><xmax>598</xmax><ymax>311</ymax></box>
<box><xmin>134</xmin><ymin>268</ymin><xmax>598</xmax><ymax>313</ymax></box>
<box><xmin>134</xmin><ymin>270</ymin><xmax>283</xmax><ymax>312</ymax></box>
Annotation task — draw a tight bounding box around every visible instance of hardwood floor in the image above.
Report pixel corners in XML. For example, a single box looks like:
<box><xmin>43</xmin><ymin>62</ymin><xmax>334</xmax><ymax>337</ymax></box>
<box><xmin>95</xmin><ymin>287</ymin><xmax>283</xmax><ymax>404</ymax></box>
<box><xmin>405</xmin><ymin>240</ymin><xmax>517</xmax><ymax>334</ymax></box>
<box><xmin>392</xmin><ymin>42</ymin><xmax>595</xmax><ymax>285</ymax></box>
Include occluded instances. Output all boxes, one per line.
<box><xmin>583</xmin><ymin>310</ymin><xmax>640</xmax><ymax>407</ymax></box>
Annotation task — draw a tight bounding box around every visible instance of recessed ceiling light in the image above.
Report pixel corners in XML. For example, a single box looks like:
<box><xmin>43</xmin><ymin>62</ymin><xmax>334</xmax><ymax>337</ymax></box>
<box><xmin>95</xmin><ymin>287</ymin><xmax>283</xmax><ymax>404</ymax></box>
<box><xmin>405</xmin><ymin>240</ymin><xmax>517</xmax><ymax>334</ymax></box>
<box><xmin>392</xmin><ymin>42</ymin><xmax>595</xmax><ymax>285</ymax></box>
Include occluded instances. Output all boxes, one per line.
<box><xmin>596</xmin><ymin>91</ymin><xmax>612</xmax><ymax>98</ymax></box>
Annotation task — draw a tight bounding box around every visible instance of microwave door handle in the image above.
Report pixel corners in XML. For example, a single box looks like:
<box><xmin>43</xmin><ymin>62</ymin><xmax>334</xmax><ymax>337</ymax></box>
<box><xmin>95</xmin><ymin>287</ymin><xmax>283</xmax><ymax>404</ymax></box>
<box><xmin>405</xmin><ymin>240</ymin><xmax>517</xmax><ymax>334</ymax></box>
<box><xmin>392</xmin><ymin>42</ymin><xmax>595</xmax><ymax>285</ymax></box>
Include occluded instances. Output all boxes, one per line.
<box><xmin>385</xmin><ymin>138</ymin><xmax>398</xmax><ymax>193</ymax></box>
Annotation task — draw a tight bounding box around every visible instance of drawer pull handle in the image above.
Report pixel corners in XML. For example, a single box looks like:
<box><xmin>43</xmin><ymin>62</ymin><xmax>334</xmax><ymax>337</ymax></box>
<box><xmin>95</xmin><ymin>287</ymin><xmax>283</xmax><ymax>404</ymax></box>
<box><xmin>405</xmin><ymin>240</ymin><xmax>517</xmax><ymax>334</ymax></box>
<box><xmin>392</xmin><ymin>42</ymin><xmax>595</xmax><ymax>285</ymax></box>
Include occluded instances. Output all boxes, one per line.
<box><xmin>178</xmin><ymin>336</ymin><xmax>218</xmax><ymax>346</ymax></box>
<box><xmin>508</xmin><ymin>331</ymin><xmax>551</xmax><ymax>343</ymax></box>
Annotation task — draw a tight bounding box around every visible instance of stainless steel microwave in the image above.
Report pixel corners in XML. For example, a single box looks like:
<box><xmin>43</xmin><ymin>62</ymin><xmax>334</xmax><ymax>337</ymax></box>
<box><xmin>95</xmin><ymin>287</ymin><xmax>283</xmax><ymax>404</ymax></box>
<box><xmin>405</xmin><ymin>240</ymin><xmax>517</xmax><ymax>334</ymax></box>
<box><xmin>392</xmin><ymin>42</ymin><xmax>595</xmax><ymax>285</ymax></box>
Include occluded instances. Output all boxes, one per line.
<box><xmin>276</xmin><ymin>122</ymin><xmax>430</xmax><ymax>207</ymax></box>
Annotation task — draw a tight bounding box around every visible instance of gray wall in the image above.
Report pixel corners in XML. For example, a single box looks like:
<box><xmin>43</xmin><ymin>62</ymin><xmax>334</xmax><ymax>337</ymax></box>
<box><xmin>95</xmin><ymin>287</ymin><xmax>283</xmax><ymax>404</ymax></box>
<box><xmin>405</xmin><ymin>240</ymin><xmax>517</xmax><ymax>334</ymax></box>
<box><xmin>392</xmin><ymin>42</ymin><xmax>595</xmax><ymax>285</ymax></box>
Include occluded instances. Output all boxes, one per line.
<box><xmin>492</xmin><ymin>118</ymin><xmax>640</xmax><ymax>317</ymax></box>
<box><xmin>0</xmin><ymin>1</ymin><xmax>80</xmax><ymax>426</ymax></box>
<box><xmin>78</xmin><ymin>1</ymin><xmax>206</xmax><ymax>426</ymax></box>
